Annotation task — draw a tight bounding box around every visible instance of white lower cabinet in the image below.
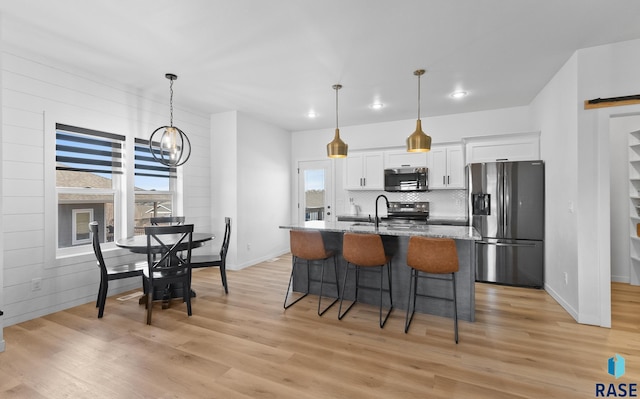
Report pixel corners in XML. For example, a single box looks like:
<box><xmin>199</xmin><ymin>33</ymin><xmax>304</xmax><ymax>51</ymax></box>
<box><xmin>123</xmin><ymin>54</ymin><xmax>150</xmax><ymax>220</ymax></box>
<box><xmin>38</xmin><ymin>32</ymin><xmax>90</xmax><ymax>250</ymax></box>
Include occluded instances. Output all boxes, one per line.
<box><xmin>427</xmin><ymin>144</ymin><xmax>464</xmax><ymax>189</ymax></box>
<box><xmin>344</xmin><ymin>152</ymin><xmax>384</xmax><ymax>190</ymax></box>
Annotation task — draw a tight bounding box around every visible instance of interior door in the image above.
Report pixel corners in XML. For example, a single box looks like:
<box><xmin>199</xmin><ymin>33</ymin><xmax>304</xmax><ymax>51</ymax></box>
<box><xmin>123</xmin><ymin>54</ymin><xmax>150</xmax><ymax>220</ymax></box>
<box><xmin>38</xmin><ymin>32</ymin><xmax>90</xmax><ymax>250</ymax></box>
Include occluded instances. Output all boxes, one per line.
<box><xmin>298</xmin><ymin>160</ymin><xmax>333</xmax><ymax>223</ymax></box>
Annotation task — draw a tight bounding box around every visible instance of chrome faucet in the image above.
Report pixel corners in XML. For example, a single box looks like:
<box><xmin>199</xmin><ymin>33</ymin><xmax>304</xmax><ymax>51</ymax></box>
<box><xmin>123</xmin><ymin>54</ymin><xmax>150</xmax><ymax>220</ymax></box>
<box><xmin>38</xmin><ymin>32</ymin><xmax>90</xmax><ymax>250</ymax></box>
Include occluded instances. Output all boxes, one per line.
<box><xmin>375</xmin><ymin>194</ymin><xmax>389</xmax><ymax>229</ymax></box>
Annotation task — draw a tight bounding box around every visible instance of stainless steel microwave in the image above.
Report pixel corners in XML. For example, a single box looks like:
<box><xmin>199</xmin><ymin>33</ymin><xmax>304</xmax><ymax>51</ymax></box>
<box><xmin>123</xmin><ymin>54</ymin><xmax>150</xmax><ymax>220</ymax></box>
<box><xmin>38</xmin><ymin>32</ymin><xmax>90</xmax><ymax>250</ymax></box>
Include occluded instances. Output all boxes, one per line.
<box><xmin>384</xmin><ymin>167</ymin><xmax>428</xmax><ymax>192</ymax></box>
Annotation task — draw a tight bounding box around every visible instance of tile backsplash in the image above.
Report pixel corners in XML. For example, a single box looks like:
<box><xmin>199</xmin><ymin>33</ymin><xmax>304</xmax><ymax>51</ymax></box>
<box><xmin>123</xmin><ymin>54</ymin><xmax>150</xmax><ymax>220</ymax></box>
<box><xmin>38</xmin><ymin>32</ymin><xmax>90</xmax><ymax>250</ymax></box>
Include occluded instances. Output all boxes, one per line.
<box><xmin>344</xmin><ymin>189</ymin><xmax>467</xmax><ymax>218</ymax></box>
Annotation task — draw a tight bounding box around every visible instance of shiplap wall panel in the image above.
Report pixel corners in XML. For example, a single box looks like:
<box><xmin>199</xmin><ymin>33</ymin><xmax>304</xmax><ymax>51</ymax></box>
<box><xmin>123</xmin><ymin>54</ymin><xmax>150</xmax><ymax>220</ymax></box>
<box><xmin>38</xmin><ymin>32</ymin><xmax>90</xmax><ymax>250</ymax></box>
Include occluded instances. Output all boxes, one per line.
<box><xmin>3</xmin><ymin>108</ymin><xmax>43</xmax><ymax>131</ymax></box>
<box><xmin>3</xmin><ymin>161</ymin><xmax>43</xmax><ymax>180</ymax></box>
<box><xmin>2</xmin><ymin>50</ymin><xmax>211</xmax><ymax>326</ymax></box>
<box><xmin>3</xmin><ymin>179</ymin><xmax>44</xmax><ymax>197</ymax></box>
<box><xmin>2</xmin><ymin>125</ymin><xmax>42</xmax><ymax>146</ymax></box>
<box><xmin>3</xmin><ymin>197</ymin><xmax>44</xmax><ymax>214</ymax></box>
<box><xmin>3</xmin><ymin>142</ymin><xmax>43</xmax><ymax>162</ymax></box>
<box><xmin>3</xmin><ymin>214</ymin><xmax>43</xmax><ymax>231</ymax></box>
<box><xmin>4</xmin><ymin>247</ymin><xmax>44</xmax><ymax>269</ymax></box>
<box><xmin>4</xmin><ymin>231</ymin><xmax>44</xmax><ymax>251</ymax></box>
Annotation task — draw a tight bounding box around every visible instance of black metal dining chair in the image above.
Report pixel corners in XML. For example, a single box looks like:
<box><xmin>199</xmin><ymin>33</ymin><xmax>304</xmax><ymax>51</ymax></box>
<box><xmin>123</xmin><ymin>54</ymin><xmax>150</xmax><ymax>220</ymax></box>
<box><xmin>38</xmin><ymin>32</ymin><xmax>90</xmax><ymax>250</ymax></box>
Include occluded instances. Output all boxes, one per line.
<box><xmin>90</xmin><ymin>221</ymin><xmax>146</xmax><ymax>318</ymax></box>
<box><xmin>150</xmin><ymin>216</ymin><xmax>185</xmax><ymax>225</ymax></box>
<box><xmin>190</xmin><ymin>217</ymin><xmax>231</xmax><ymax>294</ymax></box>
<box><xmin>143</xmin><ymin>224</ymin><xmax>194</xmax><ymax>325</ymax></box>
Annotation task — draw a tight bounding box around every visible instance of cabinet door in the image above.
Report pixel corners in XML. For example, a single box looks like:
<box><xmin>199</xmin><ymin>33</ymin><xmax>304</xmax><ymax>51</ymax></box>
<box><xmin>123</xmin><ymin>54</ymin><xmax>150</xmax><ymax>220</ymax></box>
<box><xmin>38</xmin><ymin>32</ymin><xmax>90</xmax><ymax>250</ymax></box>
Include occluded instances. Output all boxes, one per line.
<box><xmin>465</xmin><ymin>133</ymin><xmax>540</xmax><ymax>163</ymax></box>
<box><xmin>446</xmin><ymin>146</ymin><xmax>465</xmax><ymax>188</ymax></box>
<box><xmin>384</xmin><ymin>151</ymin><xmax>428</xmax><ymax>168</ymax></box>
<box><xmin>428</xmin><ymin>147</ymin><xmax>447</xmax><ymax>189</ymax></box>
<box><xmin>344</xmin><ymin>154</ymin><xmax>364</xmax><ymax>190</ymax></box>
<box><xmin>362</xmin><ymin>153</ymin><xmax>384</xmax><ymax>189</ymax></box>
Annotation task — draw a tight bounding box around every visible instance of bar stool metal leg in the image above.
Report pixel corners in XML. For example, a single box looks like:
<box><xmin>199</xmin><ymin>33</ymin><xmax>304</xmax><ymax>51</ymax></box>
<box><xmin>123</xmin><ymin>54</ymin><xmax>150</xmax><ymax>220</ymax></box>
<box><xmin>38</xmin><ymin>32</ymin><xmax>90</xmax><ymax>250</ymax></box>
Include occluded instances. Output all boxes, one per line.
<box><xmin>284</xmin><ymin>256</ymin><xmax>310</xmax><ymax>309</ymax></box>
<box><xmin>338</xmin><ymin>262</ymin><xmax>357</xmax><ymax>320</ymax></box>
<box><xmin>318</xmin><ymin>256</ymin><xmax>340</xmax><ymax>316</ymax></box>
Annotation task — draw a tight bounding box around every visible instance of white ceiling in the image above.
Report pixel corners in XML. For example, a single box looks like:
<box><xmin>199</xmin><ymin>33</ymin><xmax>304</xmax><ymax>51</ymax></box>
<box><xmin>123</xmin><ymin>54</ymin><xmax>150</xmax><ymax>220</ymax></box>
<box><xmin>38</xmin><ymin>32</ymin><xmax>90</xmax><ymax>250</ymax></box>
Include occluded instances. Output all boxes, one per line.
<box><xmin>2</xmin><ymin>0</ymin><xmax>640</xmax><ymax>132</ymax></box>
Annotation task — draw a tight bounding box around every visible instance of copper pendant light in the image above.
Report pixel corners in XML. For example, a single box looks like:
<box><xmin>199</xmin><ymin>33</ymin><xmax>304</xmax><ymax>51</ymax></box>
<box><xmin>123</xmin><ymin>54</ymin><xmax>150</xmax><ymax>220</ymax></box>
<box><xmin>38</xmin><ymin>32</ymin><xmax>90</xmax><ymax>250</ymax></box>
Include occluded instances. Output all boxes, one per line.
<box><xmin>327</xmin><ymin>84</ymin><xmax>348</xmax><ymax>158</ymax></box>
<box><xmin>406</xmin><ymin>69</ymin><xmax>432</xmax><ymax>152</ymax></box>
<box><xmin>149</xmin><ymin>73</ymin><xmax>192</xmax><ymax>167</ymax></box>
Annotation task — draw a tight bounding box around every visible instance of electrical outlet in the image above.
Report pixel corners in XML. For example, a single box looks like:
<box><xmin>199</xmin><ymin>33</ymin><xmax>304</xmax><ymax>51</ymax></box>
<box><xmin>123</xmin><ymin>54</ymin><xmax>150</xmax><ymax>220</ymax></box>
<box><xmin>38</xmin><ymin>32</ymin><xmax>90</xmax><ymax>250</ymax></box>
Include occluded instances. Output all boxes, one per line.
<box><xmin>31</xmin><ymin>278</ymin><xmax>42</xmax><ymax>291</ymax></box>
<box><xmin>563</xmin><ymin>272</ymin><xmax>568</xmax><ymax>285</ymax></box>
<box><xmin>247</xmin><ymin>243</ymin><xmax>251</xmax><ymax>251</ymax></box>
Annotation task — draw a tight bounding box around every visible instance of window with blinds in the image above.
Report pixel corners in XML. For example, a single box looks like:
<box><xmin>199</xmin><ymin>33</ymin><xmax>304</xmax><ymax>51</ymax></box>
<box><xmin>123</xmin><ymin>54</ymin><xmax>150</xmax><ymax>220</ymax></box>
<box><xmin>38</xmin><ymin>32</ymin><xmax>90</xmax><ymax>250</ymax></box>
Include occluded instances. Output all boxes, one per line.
<box><xmin>55</xmin><ymin>124</ymin><xmax>122</xmax><ymax>248</ymax></box>
<box><xmin>133</xmin><ymin>138</ymin><xmax>176</xmax><ymax>235</ymax></box>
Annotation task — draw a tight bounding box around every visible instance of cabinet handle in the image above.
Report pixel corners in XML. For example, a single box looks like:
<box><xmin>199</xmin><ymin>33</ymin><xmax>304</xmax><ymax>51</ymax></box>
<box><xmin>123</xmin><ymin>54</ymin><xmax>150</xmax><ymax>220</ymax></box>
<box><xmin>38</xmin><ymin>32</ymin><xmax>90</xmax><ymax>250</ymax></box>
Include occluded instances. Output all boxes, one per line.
<box><xmin>443</xmin><ymin>176</ymin><xmax>445</xmax><ymax>185</ymax></box>
<box><xmin>363</xmin><ymin>177</ymin><xmax>366</xmax><ymax>186</ymax></box>
<box><xmin>448</xmin><ymin>175</ymin><xmax>450</xmax><ymax>184</ymax></box>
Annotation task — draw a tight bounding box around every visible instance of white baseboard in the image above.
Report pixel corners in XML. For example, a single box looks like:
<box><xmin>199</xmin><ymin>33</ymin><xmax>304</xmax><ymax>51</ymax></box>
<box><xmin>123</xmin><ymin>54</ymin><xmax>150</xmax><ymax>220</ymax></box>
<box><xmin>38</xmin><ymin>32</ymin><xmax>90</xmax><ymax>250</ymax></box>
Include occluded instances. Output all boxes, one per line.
<box><xmin>611</xmin><ymin>275</ymin><xmax>630</xmax><ymax>283</ymax></box>
<box><xmin>544</xmin><ymin>282</ymin><xmax>579</xmax><ymax>322</ymax></box>
<box><xmin>229</xmin><ymin>249</ymin><xmax>290</xmax><ymax>270</ymax></box>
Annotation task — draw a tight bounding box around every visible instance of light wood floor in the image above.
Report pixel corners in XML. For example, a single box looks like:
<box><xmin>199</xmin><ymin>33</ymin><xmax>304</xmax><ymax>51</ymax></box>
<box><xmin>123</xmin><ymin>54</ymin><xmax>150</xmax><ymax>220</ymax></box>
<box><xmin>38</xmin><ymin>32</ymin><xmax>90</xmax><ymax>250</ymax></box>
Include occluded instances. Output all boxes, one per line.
<box><xmin>1</xmin><ymin>254</ymin><xmax>640</xmax><ymax>398</ymax></box>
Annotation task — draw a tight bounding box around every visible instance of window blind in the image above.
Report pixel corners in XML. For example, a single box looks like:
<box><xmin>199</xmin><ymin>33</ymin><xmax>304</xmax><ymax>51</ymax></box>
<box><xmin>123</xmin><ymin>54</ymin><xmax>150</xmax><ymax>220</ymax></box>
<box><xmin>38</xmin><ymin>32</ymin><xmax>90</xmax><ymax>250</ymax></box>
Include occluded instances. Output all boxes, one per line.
<box><xmin>56</xmin><ymin>123</ymin><xmax>125</xmax><ymax>175</ymax></box>
<box><xmin>134</xmin><ymin>138</ymin><xmax>177</xmax><ymax>180</ymax></box>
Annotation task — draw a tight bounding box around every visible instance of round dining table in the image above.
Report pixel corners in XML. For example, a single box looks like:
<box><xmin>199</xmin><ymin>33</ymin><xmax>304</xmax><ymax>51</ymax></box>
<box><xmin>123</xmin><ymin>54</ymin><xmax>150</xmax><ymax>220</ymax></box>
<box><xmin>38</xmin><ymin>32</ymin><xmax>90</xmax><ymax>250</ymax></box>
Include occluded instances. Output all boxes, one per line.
<box><xmin>115</xmin><ymin>232</ymin><xmax>214</xmax><ymax>254</ymax></box>
<box><xmin>115</xmin><ymin>232</ymin><xmax>215</xmax><ymax>303</ymax></box>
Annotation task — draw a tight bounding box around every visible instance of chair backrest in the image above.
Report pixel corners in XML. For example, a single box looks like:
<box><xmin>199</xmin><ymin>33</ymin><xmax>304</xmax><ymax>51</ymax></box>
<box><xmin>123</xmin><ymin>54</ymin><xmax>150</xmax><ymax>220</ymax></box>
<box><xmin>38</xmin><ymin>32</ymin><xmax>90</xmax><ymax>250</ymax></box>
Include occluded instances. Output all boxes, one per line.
<box><xmin>150</xmin><ymin>216</ymin><xmax>185</xmax><ymax>226</ymax></box>
<box><xmin>290</xmin><ymin>230</ymin><xmax>327</xmax><ymax>260</ymax></box>
<box><xmin>406</xmin><ymin>236</ymin><xmax>459</xmax><ymax>274</ymax></box>
<box><xmin>219</xmin><ymin>217</ymin><xmax>232</xmax><ymax>261</ymax></box>
<box><xmin>89</xmin><ymin>221</ymin><xmax>107</xmax><ymax>273</ymax></box>
<box><xmin>145</xmin><ymin>224</ymin><xmax>194</xmax><ymax>276</ymax></box>
<box><xmin>342</xmin><ymin>233</ymin><xmax>387</xmax><ymax>267</ymax></box>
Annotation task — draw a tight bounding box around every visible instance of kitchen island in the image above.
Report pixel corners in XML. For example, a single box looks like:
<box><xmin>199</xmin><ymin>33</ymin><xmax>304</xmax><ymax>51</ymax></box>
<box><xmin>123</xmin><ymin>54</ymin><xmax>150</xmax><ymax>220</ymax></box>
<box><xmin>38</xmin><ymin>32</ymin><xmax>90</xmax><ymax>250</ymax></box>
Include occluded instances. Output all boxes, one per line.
<box><xmin>280</xmin><ymin>221</ymin><xmax>481</xmax><ymax>322</ymax></box>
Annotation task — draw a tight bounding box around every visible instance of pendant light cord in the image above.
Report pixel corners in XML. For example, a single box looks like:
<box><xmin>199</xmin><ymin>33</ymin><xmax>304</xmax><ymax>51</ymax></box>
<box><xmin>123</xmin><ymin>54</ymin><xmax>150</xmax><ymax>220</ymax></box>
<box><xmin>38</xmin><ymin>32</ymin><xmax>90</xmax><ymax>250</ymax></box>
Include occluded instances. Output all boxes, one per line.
<box><xmin>169</xmin><ymin>78</ymin><xmax>174</xmax><ymax>127</ymax></box>
<box><xmin>335</xmin><ymin>85</ymin><xmax>339</xmax><ymax>129</ymax></box>
<box><xmin>417</xmin><ymin>73</ymin><xmax>421</xmax><ymax>120</ymax></box>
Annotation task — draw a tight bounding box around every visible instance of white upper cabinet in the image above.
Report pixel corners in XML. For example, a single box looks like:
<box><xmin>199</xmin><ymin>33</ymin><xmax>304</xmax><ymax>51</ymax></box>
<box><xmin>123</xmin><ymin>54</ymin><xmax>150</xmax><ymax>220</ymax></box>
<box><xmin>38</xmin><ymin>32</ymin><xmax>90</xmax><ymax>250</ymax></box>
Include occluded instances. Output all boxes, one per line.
<box><xmin>464</xmin><ymin>132</ymin><xmax>540</xmax><ymax>164</ymax></box>
<box><xmin>383</xmin><ymin>150</ymin><xmax>428</xmax><ymax>168</ymax></box>
<box><xmin>344</xmin><ymin>152</ymin><xmax>384</xmax><ymax>190</ymax></box>
<box><xmin>427</xmin><ymin>144</ymin><xmax>465</xmax><ymax>189</ymax></box>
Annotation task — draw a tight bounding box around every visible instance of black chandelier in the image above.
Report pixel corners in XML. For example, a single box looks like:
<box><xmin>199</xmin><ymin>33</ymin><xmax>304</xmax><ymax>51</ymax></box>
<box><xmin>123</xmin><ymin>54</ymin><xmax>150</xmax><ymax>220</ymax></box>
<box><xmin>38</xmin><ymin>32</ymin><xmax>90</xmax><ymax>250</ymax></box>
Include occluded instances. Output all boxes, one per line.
<box><xmin>149</xmin><ymin>73</ymin><xmax>192</xmax><ymax>167</ymax></box>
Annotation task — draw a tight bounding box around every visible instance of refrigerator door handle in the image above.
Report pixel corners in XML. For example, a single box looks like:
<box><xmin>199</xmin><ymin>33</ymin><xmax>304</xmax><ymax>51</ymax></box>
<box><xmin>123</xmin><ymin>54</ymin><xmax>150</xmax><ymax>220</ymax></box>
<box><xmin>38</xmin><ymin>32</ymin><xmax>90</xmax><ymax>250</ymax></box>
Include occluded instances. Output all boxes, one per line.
<box><xmin>476</xmin><ymin>241</ymin><xmax>537</xmax><ymax>248</ymax></box>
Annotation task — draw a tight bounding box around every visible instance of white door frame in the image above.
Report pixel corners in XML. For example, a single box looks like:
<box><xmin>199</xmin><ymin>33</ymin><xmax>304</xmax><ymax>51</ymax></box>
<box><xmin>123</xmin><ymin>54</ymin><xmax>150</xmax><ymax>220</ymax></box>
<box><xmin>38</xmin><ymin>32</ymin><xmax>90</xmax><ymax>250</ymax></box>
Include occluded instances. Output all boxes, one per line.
<box><xmin>297</xmin><ymin>160</ymin><xmax>334</xmax><ymax>223</ymax></box>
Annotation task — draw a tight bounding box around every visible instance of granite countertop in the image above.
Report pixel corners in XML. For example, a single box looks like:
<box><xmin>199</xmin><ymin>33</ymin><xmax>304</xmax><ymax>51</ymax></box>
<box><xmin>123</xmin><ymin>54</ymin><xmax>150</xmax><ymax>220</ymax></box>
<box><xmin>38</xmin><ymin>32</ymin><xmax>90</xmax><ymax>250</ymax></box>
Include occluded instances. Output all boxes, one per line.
<box><xmin>280</xmin><ymin>220</ymin><xmax>481</xmax><ymax>241</ymax></box>
<box><xmin>337</xmin><ymin>214</ymin><xmax>469</xmax><ymax>226</ymax></box>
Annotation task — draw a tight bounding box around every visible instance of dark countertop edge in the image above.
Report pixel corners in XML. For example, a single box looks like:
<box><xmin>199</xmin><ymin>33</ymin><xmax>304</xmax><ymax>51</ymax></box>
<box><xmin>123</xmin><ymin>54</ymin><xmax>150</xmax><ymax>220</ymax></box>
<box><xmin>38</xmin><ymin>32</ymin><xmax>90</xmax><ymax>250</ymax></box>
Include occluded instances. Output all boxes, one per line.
<box><xmin>280</xmin><ymin>221</ymin><xmax>481</xmax><ymax>241</ymax></box>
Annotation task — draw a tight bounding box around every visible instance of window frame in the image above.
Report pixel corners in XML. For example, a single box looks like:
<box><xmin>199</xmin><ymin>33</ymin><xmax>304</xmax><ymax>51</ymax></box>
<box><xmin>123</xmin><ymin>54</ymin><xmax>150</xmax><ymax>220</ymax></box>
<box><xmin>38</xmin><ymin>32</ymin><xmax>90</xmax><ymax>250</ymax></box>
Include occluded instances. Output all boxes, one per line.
<box><xmin>53</xmin><ymin>123</ymin><xmax>125</xmax><ymax>257</ymax></box>
<box><xmin>44</xmin><ymin>117</ymin><xmax>183</xmax><ymax>265</ymax></box>
<box><xmin>133</xmin><ymin>138</ymin><xmax>177</xmax><ymax>235</ymax></box>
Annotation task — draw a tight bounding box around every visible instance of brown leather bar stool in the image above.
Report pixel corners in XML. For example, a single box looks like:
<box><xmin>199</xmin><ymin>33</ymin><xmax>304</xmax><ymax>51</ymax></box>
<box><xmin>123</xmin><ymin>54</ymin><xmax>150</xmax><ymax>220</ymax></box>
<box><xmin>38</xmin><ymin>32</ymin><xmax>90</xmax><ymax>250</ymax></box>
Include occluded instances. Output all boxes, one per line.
<box><xmin>339</xmin><ymin>233</ymin><xmax>393</xmax><ymax>328</ymax></box>
<box><xmin>284</xmin><ymin>230</ymin><xmax>340</xmax><ymax>316</ymax></box>
<box><xmin>405</xmin><ymin>236</ymin><xmax>459</xmax><ymax>343</ymax></box>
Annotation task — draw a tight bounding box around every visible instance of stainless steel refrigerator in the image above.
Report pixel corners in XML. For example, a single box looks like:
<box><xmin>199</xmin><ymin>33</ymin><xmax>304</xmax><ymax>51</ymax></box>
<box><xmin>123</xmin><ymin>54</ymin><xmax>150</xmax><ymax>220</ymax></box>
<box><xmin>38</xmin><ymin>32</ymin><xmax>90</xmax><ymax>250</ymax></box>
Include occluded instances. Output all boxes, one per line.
<box><xmin>468</xmin><ymin>161</ymin><xmax>544</xmax><ymax>288</ymax></box>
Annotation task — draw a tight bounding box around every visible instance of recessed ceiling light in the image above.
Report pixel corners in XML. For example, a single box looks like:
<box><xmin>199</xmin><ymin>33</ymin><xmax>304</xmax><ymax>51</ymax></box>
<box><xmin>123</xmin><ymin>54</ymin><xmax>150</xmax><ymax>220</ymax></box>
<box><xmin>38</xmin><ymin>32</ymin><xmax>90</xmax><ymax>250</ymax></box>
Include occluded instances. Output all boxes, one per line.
<box><xmin>370</xmin><ymin>102</ymin><xmax>384</xmax><ymax>110</ymax></box>
<box><xmin>307</xmin><ymin>111</ymin><xmax>317</xmax><ymax>118</ymax></box>
<box><xmin>450</xmin><ymin>91</ymin><xmax>468</xmax><ymax>99</ymax></box>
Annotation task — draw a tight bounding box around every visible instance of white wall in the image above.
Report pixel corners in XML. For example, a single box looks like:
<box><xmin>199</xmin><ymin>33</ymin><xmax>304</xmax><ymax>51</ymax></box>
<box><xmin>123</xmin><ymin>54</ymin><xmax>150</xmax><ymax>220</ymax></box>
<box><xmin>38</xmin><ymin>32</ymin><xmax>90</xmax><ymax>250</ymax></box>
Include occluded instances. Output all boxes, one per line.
<box><xmin>0</xmin><ymin>14</ymin><xmax>5</xmax><ymax>351</ymax></box>
<box><xmin>1</xmin><ymin>46</ymin><xmax>211</xmax><ymax>327</ymax></box>
<box><xmin>529</xmin><ymin>54</ymin><xmax>580</xmax><ymax>320</ymax></box>
<box><xmin>211</xmin><ymin>111</ymin><xmax>291</xmax><ymax>270</ymax></box>
<box><xmin>528</xmin><ymin>37</ymin><xmax>640</xmax><ymax>327</ymax></box>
